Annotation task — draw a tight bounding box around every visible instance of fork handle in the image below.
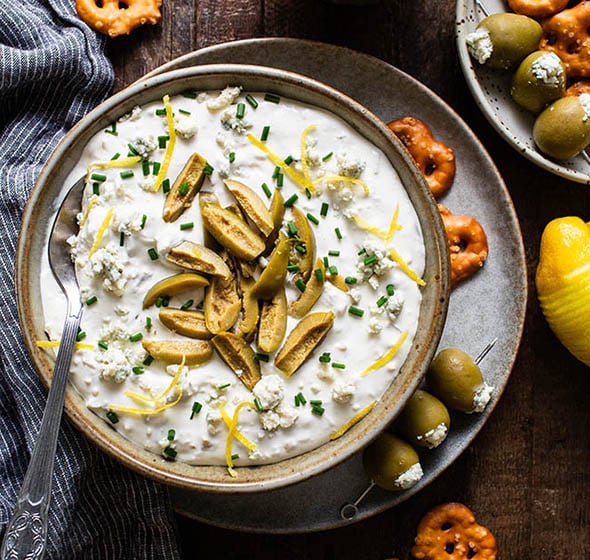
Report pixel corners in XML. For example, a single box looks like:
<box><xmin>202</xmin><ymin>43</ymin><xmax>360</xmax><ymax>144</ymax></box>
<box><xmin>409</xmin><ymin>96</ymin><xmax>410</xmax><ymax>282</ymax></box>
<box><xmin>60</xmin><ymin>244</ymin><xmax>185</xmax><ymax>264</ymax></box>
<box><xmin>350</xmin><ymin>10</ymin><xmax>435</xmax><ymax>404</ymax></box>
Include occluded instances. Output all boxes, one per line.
<box><xmin>1</xmin><ymin>307</ymin><xmax>82</xmax><ymax>560</ymax></box>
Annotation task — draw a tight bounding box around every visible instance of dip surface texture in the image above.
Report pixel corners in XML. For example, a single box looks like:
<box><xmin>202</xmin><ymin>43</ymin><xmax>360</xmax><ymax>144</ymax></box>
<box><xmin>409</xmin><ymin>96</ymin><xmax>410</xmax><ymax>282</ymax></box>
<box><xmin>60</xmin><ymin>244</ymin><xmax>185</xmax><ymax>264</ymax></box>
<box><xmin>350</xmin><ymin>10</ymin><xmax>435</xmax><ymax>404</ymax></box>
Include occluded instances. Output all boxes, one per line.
<box><xmin>40</xmin><ymin>88</ymin><xmax>425</xmax><ymax>468</ymax></box>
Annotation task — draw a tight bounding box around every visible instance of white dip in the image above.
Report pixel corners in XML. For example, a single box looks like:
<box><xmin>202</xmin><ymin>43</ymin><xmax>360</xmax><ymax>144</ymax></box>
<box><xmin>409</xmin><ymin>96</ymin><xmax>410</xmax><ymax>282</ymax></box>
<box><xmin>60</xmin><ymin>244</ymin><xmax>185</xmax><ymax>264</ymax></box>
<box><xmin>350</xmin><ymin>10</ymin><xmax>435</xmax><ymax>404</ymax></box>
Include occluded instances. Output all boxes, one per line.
<box><xmin>39</xmin><ymin>88</ymin><xmax>425</xmax><ymax>470</ymax></box>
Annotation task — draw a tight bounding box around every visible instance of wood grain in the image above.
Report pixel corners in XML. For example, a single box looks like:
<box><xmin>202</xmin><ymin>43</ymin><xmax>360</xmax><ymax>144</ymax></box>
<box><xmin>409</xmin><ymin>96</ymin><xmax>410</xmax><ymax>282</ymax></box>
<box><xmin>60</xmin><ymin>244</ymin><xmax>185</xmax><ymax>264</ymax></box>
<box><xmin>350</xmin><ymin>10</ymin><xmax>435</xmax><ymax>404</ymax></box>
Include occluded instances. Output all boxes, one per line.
<box><xmin>109</xmin><ymin>1</ymin><xmax>590</xmax><ymax>558</ymax></box>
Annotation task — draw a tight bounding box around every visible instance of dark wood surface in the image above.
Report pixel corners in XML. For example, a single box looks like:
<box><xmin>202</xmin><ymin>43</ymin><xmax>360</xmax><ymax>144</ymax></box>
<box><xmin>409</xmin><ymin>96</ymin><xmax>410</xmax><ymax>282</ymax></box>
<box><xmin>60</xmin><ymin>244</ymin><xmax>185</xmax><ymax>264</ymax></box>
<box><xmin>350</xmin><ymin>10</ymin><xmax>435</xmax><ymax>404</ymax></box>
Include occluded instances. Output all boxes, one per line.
<box><xmin>108</xmin><ymin>1</ymin><xmax>589</xmax><ymax>558</ymax></box>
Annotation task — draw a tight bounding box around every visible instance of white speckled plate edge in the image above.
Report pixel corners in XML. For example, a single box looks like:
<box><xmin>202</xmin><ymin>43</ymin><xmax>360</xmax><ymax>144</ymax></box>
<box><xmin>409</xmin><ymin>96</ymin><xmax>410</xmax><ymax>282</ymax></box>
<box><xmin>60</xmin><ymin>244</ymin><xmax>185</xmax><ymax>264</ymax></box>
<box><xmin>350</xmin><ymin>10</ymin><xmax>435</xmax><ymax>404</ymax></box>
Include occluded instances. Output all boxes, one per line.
<box><xmin>139</xmin><ymin>38</ymin><xmax>528</xmax><ymax>533</ymax></box>
<box><xmin>456</xmin><ymin>0</ymin><xmax>590</xmax><ymax>185</ymax></box>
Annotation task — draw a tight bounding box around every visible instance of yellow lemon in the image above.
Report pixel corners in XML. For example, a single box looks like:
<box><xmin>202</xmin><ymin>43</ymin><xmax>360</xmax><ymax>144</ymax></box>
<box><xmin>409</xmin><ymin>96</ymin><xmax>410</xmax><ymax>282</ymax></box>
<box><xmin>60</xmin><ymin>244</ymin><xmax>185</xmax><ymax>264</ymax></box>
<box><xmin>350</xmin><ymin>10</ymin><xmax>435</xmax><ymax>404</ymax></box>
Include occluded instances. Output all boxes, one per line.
<box><xmin>536</xmin><ymin>217</ymin><xmax>590</xmax><ymax>367</ymax></box>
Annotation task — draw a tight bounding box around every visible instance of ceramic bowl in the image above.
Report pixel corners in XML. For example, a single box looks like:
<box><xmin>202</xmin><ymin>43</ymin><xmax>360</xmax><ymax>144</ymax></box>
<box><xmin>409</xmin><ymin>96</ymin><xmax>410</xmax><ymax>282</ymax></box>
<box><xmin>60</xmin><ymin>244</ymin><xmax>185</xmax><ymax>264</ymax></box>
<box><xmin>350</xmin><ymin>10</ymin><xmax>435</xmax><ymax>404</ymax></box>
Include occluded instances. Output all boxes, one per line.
<box><xmin>16</xmin><ymin>64</ymin><xmax>449</xmax><ymax>493</ymax></box>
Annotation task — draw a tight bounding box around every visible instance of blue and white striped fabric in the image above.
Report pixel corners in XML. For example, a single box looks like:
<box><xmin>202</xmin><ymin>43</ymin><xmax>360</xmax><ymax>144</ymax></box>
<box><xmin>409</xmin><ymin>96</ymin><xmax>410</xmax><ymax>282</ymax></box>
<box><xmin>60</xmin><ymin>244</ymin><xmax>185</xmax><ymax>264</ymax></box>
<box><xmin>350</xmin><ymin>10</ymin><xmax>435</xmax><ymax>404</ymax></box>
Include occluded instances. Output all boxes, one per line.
<box><xmin>0</xmin><ymin>1</ymin><xmax>181</xmax><ymax>557</ymax></box>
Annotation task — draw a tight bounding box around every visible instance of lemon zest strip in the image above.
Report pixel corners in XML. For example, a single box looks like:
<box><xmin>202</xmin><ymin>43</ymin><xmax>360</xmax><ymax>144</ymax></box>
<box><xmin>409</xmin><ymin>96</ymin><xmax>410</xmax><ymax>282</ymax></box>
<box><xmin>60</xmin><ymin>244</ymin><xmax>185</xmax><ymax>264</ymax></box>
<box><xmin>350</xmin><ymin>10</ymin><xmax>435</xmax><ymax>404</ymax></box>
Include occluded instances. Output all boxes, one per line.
<box><xmin>388</xmin><ymin>247</ymin><xmax>426</xmax><ymax>286</ymax></box>
<box><xmin>108</xmin><ymin>388</ymin><xmax>182</xmax><ymax>416</ymax></box>
<box><xmin>246</xmin><ymin>133</ymin><xmax>308</xmax><ymax>191</ymax></box>
<box><xmin>329</xmin><ymin>401</ymin><xmax>376</xmax><ymax>440</ymax></box>
<box><xmin>385</xmin><ymin>203</ymin><xmax>401</xmax><ymax>242</ymax></box>
<box><xmin>299</xmin><ymin>124</ymin><xmax>316</xmax><ymax>194</ymax></box>
<box><xmin>361</xmin><ymin>330</ymin><xmax>409</xmax><ymax>377</ymax></box>
<box><xmin>88</xmin><ymin>207</ymin><xmax>114</xmax><ymax>258</ymax></box>
<box><xmin>79</xmin><ymin>196</ymin><xmax>97</xmax><ymax>228</ymax></box>
<box><xmin>219</xmin><ymin>402</ymin><xmax>257</xmax><ymax>452</ymax></box>
<box><xmin>223</xmin><ymin>401</ymin><xmax>257</xmax><ymax>477</ymax></box>
<box><xmin>85</xmin><ymin>156</ymin><xmax>142</xmax><ymax>182</ymax></box>
<box><xmin>125</xmin><ymin>355</ymin><xmax>186</xmax><ymax>405</ymax></box>
<box><xmin>153</xmin><ymin>95</ymin><xmax>176</xmax><ymax>191</ymax></box>
<box><xmin>351</xmin><ymin>214</ymin><xmax>389</xmax><ymax>240</ymax></box>
<box><xmin>36</xmin><ymin>340</ymin><xmax>94</xmax><ymax>350</ymax></box>
<box><xmin>312</xmin><ymin>175</ymin><xmax>369</xmax><ymax>196</ymax></box>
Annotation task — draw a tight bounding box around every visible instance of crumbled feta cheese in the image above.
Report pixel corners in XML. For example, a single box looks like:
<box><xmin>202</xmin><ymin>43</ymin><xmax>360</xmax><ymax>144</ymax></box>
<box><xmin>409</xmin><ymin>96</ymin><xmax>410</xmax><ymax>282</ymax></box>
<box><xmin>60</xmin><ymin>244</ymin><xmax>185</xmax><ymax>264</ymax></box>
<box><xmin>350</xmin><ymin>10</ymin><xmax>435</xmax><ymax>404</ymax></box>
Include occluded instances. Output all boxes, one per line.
<box><xmin>259</xmin><ymin>404</ymin><xmax>299</xmax><ymax>431</ymax></box>
<box><xmin>472</xmin><ymin>382</ymin><xmax>494</xmax><ymax>413</ymax></box>
<box><xmin>394</xmin><ymin>461</ymin><xmax>423</xmax><ymax>490</ymax></box>
<box><xmin>337</xmin><ymin>152</ymin><xmax>366</xmax><ymax>178</ymax></box>
<box><xmin>317</xmin><ymin>366</ymin><xmax>335</xmax><ymax>383</ymax></box>
<box><xmin>206</xmin><ymin>409</ymin><xmax>223</xmax><ymax>435</ymax></box>
<box><xmin>207</xmin><ymin>86</ymin><xmax>241</xmax><ymax>111</ymax></box>
<box><xmin>417</xmin><ymin>422</ymin><xmax>448</xmax><ymax>449</ymax></box>
<box><xmin>356</xmin><ymin>238</ymin><xmax>393</xmax><ymax>285</ymax></box>
<box><xmin>132</xmin><ymin>136</ymin><xmax>157</xmax><ymax>159</ymax></box>
<box><xmin>118</xmin><ymin>105</ymin><xmax>142</xmax><ymax>122</ymax></box>
<box><xmin>384</xmin><ymin>292</ymin><xmax>404</xmax><ymax>322</ymax></box>
<box><xmin>348</xmin><ymin>287</ymin><xmax>362</xmax><ymax>304</ymax></box>
<box><xmin>332</xmin><ymin>377</ymin><xmax>356</xmax><ymax>404</ymax></box>
<box><xmin>111</xmin><ymin>207</ymin><xmax>144</xmax><ymax>235</ymax></box>
<box><xmin>252</xmin><ymin>374</ymin><xmax>284</xmax><ymax>411</ymax></box>
<box><xmin>138</xmin><ymin>177</ymin><xmax>156</xmax><ymax>192</ymax></box>
<box><xmin>90</xmin><ymin>243</ymin><xmax>130</xmax><ymax>296</ymax></box>
<box><xmin>95</xmin><ymin>347</ymin><xmax>131</xmax><ymax>384</ymax></box>
<box><xmin>174</xmin><ymin>114</ymin><xmax>198</xmax><ymax>139</ymax></box>
<box><xmin>465</xmin><ymin>28</ymin><xmax>493</xmax><ymax>65</ymax></box>
<box><xmin>579</xmin><ymin>93</ymin><xmax>590</xmax><ymax>121</ymax></box>
<box><xmin>531</xmin><ymin>52</ymin><xmax>564</xmax><ymax>86</ymax></box>
<box><xmin>368</xmin><ymin>317</ymin><xmax>384</xmax><ymax>335</ymax></box>
<box><xmin>220</xmin><ymin>108</ymin><xmax>252</xmax><ymax>134</ymax></box>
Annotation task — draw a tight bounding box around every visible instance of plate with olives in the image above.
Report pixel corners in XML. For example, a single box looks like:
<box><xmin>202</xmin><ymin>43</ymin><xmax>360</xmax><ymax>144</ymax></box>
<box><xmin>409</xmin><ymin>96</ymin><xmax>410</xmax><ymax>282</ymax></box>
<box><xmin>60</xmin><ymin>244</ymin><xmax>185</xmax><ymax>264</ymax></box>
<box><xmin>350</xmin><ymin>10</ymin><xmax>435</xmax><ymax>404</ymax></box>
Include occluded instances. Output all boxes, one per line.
<box><xmin>456</xmin><ymin>0</ymin><xmax>590</xmax><ymax>184</ymax></box>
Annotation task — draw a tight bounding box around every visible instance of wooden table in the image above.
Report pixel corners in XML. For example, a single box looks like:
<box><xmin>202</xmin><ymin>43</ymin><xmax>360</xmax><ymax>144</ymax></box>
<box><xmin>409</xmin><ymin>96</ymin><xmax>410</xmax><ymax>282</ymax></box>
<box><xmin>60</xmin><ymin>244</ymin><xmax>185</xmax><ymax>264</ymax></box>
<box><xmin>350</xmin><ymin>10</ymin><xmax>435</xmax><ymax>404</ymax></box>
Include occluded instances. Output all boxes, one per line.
<box><xmin>109</xmin><ymin>1</ymin><xmax>589</xmax><ymax>557</ymax></box>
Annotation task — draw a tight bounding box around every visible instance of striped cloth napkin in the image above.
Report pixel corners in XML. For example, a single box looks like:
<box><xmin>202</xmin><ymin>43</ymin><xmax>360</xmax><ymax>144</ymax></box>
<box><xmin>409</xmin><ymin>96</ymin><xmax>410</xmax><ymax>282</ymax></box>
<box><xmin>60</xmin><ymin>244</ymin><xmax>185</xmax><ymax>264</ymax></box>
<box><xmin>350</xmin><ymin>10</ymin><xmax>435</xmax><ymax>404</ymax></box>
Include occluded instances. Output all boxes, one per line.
<box><xmin>0</xmin><ymin>1</ymin><xmax>181</xmax><ymax>557</ymax></box>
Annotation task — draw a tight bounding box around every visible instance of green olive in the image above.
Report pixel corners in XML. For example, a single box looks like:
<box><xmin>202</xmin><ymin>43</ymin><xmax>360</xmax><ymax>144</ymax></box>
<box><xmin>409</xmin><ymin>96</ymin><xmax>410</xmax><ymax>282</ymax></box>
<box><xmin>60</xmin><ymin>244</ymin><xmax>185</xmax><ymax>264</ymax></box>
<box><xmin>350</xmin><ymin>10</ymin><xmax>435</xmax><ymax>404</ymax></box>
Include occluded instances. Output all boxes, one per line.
<box><xmin>362</xmin><ymin>432</ymin><xmax>423</xmax><ymax>491</ymax></box>
<box><xmin>394</xmin><ymin>389</ymin><xmax>450</xmax><ymax>449</ymax></box>
<box><xmin>426</xmin><ymin>348</ymin><xmax>485</xmax><ymax>413</ymax></box>
<box><xmin>510</xmin><ymin>51</ymin><xmax>566</xmax><ymax>113</ymax></box>
<box><xmin>533</xmin><ymin>96</ymin><xmax>590</xmax><ymax>160</ymax></box>
<box><xmin>469</xmin><ymin>13</ymin><xmax>542</xmax><ymax>70</ymax></box>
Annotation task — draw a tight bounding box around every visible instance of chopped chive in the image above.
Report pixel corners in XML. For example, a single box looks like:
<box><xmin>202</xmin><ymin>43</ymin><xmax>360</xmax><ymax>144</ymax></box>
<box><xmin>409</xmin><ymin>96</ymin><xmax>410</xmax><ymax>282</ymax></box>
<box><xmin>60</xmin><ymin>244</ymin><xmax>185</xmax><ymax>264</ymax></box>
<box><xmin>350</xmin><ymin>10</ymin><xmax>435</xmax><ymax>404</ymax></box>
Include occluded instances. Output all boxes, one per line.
<box><xmin>178</xmin><ymin>182</ymin><xmax>189</xmax><ymax>195</ymax></box>
<box><xmin>272</xmin><ymin>166</ymin><xmax>280</xmax><ymax>179</ymax></box>
<box><xmin>261</xmin><ymin>182</ymin><xmax>272</xmax><ymax>198</ymax></box>
<box><xmin>358</xmin><ymin>248</ymin><xmax>367</xmax><ymax>255</ymax></box>
<box><xmin>254</xmin><ymin>352</ymin><xmax>269</xmax><ymax>362</ymax></box>
<box><xmin>152</xmin><ymin>161</ymin><xmax>161</xmax><ymax>175</ymax></box>
<box><xmin>231</xmin><ymin>453</ymin><xmax>240</xmax><ymax>461</ymax></box>
<box><xmin>162</xmin><ymin>178</ymin><xmax>170</xmax><ymax>193</ymax></box>
<box><xmin>178</xmin><ymin>108</ymin><xmax>191</xmax><ymax>115</ymax></box>
<box><xmin>348</xmin><ymin>306</ymin><xmax>365</xmax><ymax>317</ymax></box>
<box><xmin>306</xmin><ymin>213</ymin><xmax>319</xmax><ymax>225</ymax></box>
<box><xmin>287</xmin><ymin>221</ymin><xmax>298</xmax><ymax>237</ymax></box>
<box><xmin>295</xmin><ymin>279</ymin><xmax>307</xmax><ymax>292</ymax></box>
<box><xmin>245</xmin><ymin>94</ymin><xmax>258</xmax><ymax>109</ymax></box>
<box><xmin>143</xmin><ymin>355</ymin><xmax>154</xmax><ymax>366</ymax></box>
<box><xmin>329</xmin><ymin>265</ymin><xmax>338</xmax><ymax>276</ymax></box>
<box><xmin>328</xmin><ymin>250</ymin><xmax>340</xmax><ymax>257</ymax></box>
<box><xmin>236</xmin><ymin>102</ymin><xmax>246</xmax><ymax>119</ymax></box>
<box><xmin>128</xmin><ymin>143</ymin><xmax>139</xmax><ymax>156</ymax></box>
<box><xmin>260</xmin><ymin>125</ymin><xmax>270</xmax><ymax>141</ymax></box>
<box><xmin>320</xmin><ymin>202</ymin><xmax>329</xmax><ymax>216</ymax></box>
<box><xmin>110</xmin><ymin>152</ymin><xmax>121</xmax><ymax>160</ymax></box>
<box><xmin>312</xmin><ymin>405</ymin><xmax>325</xmax><ymax>416</ymax></box>
<box><xmin>92</xmin><ymin>183</ymin><xmax>100</xmax><ymax>196</ymax></box>
<box><xmin>319</xmin><ymin>352</ymin><xmax>331</xmax><ymax>363</ymax></box>
<box><xmin>305</xmin><ymin>187</ymin><xmax>312</xmax><ymax>199</ymax></box>
<box><xmin>85</xmin><ymin>295</ymin><xmax>98</xmax><ymax>306</ymax></box>
<box><xmin>264</xmin><ymin>93</ymin><xmax>281</xmax><ymax>104</ymax></box>
<box><xmin>377</xmin><ymin>295</ymin><xmax>388</xmax><ymax>307</ymax></box>
<box><xmin>155</xmin><ymin>295</ymin><xmax>170</xmax><ymax>308</ymax></box>
<box><xmin>203</xmin><ymin>163</ymin><xmax>214</xmax><ymax>176</ymax></box>
<box><xmin>129</xmin><ymin>332</ymin><xmax>143</xmax><ymax>342</ymax></box>
<box><xmin>145</xmin><ymin>316</ymin><xmax>152</xmax><ymax>329</ymax></box>
<box><xmin>287</xmin><ymin>263</ymin><xmax>300</xmax><ymax>272</ymax></box>
<box><xmin>182</xmin><ymin>90</ymin><xmax>197</xmax><ymax>99</ymax></box>
<box><xmin>106</xmin><ymin>411</ymin><xmax>119</xmax><ymax>424</ymax></box>
<box><xmin>147</xmin><ymin>248</ymin><xmax>159</xmax><ymax>261</ymax></box>
<box><xmin>180</xmin><ymin>222</ymin><xmax>194</xmax><ymax>230</ymax></box>
<box><xmin>120</xmin><ymin>170</ymin><xmax>134</xmax><ymax>179</ymax></box>
<box><xmin>309</xmin><ymin>400</ymin><xmax>322</xmax><ymax>406</ymax></box>
<box><xmin>335</xmin><ymin>227</ymin><xmax>342</xmax><ymax>240</ymax></box>
<box><xmin>218</xmin><ymin>383</ymin><xmax>231</xmax><ymax>390</ymax></box>
<box><xmin>364</xmin><ymin>254</ymin><xmax>378</xmax><ymax>266</ymax></box>
<box><xmin>386</xmin><ymin>284</ymin><xmax>395</xmax><ymax>296</ymax></box>
<box><xmin>295</xmin><ymin>244</ymin><xmax>307</xmax><ymax>254</ymax></box>
<box><xmin>141</xmin><ymin>214</ymin><xmax>147</xmax><ymax>229</ymax></box>
<box><xmin>295</xmin><ymin>394</ymin><xmax>301</xmax><ymax>407</ymax></box>
<box><xmin>76</xmin><ymin>331</ymin><xmax>86</xmax><ymax>342</ymax></box>
<box><xmin>180</xmin><ymin>299</ymin><xmax>194</xmax><ymax>310</ymax></box>
<box><xmin>90</xmin><ymin>173</ymin><xmax>107</xmax><ymax>182</ymax></box>
<box><xmin>190</xmin><ymin>401</ymin><xmax>202</xmax><ymax>419</ymax></box>
<box><xmin>284</xmin><ymin>194</ymin><xmax>299</xmax><ymax>207</ymax></box>
<box><xmin>155</xmin><ymin>108</ymin><xmax>167</xmax><ymax>116</ymax></box>
<box><xmin>163</xmin><ymin>446</ymin><xmax>177</xmax><ymax>459</ymax></box>
<box><xmin>345</xmin><ymin>276</ymin><xmax>357</xmax><ymax>284</ymax></box>
<box><xmin>322</xmin><ymin>151</ymin><xmax>333</xmax><ymax>161</ymax></box>
<box><xmin>119</xmin><ymin>232</ymin><xmax>125</xmax><ymax>246</ymax></box>
<box><xmin>314</xmin><ymin>268</ymin><xmax>324</xmax><ymax>282</ymax></box>
<box><xmin>142</xmin><ymin>160</ymin><xmax>150</xmax><ymax>176</ymax></box>
<box><xmin>323</xmin><ymin>256</ymin><xmax>329</xmax><ymax>268</ymax></box>
<box><xmin>104</xmin><ymin>123</ymin><xmax>118</xmax><ymax>136</ymax></box>
<box><xmin>98</xmin><ymin>340</ymin><xmax>108</xmax><ymax>351</ymax></box>
<box><xmin>132</xmin><ymin>366</ymin><xmax>145</xmax><ymax>375</ymax></box>
<box><xmin>254</xmin><ymin>397</ymin><xmax>264</xmax><ymax>412</ymax></box>
<box><xmin>284</xmin><ymin>155</ymin><xmax>294</xmax><ymax>165</ymax></box>
<box><xmin>276</xmin><ymin>172</ymin><xmax>284</xmax><ymax>187</ymax></box>
<box><xmin>228</xmin><ymin>151</ymin><xmax>236</xmax><ymax>163</ymax></box>
<box><xmin>332</xmin><ymin>362</ymin><xmax>346</xmax><ymax>369</ymax></box>
<box><xmin>158</xmin><ymin>135</ymin><xmax>168</xmax><ymax>149</ymax></box>
<box><xmin>167</xmin><ymin>429</ymin><xmax>176</xmax><ymax>441</ymax></box>
<box><xmin>296</xmin><ymin>392</ymin><xmax>307</xmax><ymax>405</ymax></box>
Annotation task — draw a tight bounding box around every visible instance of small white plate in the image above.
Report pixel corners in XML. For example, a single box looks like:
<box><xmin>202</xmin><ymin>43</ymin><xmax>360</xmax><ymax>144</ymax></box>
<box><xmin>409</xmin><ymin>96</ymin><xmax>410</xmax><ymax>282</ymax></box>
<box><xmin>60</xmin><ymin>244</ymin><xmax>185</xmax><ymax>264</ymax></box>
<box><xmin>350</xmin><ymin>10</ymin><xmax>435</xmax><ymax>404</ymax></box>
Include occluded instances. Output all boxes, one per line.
<box><xmin>456</xmin><ymin>0</ymin><xmax>590</xmax><ymax>184</ymax></box>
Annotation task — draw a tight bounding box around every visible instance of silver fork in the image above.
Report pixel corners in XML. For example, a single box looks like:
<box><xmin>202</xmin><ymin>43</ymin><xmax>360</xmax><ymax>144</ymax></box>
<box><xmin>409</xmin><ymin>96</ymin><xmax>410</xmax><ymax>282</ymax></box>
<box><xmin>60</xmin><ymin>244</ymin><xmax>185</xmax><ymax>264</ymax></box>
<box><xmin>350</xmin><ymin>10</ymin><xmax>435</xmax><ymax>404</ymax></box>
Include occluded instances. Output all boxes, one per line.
<box><xmin>1</xmin><ymin>177</ymin><xmax>85</xmax><ymax>560</ymax></box>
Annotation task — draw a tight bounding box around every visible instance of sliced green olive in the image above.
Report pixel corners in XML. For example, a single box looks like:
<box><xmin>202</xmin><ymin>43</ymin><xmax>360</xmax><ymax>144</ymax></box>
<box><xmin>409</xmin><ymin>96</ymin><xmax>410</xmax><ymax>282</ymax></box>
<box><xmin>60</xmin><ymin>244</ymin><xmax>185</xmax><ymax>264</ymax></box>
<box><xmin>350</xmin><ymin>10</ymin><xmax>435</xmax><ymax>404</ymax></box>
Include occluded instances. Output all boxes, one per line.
<box><xmin>251</xmin><ymin>233</ymin><xmax>290</xmax><ymax>299</ymax></box>
<box><xmin>265</xmin><ymin>188</ymin><xmax>285</xmax><ymax>253</ymax></box>
<box><xmin>163</xmin><ymin>152</ymin><xmax>207</xmax><ymax>222</ymax></box>
<box><xmin>289</xmin><ymin>258</ymin><xmax>325</xmax><ymax>318</ymax></box>
<box><xmin>224</xmin><ymin>179</ymin><xmax>274</xmax><ymax>236</ymax></box>
<box><xmin>167</xmin><ymin>240</ymin><xmax>231</xmax><ymax>278</ymax></box>
<box><xmin>158</xmin><ymin>308</ymin><xmax>212</xmax><ymax>340</ymax></box>
<box><xmin>203</xmin><ymin>251</ymin><xmax>241</xmax><ymax>334</ymax></box>
<box><xmin>274</xmin><ymin>311</ymin><xmax>334</xmax><ymax>376</ymax></box>
<box><xmin>143</xmin><ymin>273</ymin><xmax>209</xmax><ymax>309</ymax></box>
<box><xmin>212</xmin><ymin>332</ymin><xmax>261</xmax><ymax>391</ymax></box>
<box><xmin>237</xmin><ymin>276</ymin><xmax>259</xmax><ymax>341</ymax></box>
<box><xmin>258</xmin><ymin>287</ymin><xmax>288</xmax><ymax>353</ymax></box>
<box><xmin>326</xmin><ymin>273</ymin><xmax>349</xmax><ymax>293</ymax></box>
<box><xmin>289</xmin><ymin>206</ymin><xmax>316</xmax><ymax>282</ymax></box>
<box><xmin>142</xmin><ymin>339</ymin><xmax>213</xmax><ymax>366</ymax></box>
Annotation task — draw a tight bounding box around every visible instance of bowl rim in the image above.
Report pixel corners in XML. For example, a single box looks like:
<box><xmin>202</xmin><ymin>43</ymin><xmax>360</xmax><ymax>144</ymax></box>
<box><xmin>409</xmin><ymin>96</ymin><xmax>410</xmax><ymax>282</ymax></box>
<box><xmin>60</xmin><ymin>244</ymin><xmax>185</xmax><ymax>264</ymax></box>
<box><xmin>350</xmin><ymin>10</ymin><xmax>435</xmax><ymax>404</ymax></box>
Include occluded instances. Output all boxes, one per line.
<box><xmin>16</xmin><ymin>63</ymin><xmax>450</xmax><ymax>493</ymax></box>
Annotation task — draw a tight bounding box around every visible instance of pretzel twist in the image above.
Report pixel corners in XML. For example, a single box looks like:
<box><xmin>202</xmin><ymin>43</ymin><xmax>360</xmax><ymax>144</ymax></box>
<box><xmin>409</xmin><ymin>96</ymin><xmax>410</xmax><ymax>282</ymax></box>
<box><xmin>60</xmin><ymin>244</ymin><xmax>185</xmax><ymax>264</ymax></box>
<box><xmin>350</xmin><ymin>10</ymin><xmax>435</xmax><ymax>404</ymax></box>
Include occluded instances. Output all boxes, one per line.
<box><xmin>507</xmin><ymin>0</ymin><xmax>569</xmax><ymax>18</ymax></box>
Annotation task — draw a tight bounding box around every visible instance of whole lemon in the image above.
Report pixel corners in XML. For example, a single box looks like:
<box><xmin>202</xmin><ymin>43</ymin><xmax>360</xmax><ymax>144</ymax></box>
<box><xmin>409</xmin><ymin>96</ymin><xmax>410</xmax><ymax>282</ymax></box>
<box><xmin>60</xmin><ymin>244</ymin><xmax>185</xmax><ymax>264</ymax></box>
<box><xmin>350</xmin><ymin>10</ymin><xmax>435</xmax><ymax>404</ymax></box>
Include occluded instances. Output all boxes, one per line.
<box><xmin>536</xmin><ymin>217</ymin><xmax>590</xmax><ymax>366</ymax></box>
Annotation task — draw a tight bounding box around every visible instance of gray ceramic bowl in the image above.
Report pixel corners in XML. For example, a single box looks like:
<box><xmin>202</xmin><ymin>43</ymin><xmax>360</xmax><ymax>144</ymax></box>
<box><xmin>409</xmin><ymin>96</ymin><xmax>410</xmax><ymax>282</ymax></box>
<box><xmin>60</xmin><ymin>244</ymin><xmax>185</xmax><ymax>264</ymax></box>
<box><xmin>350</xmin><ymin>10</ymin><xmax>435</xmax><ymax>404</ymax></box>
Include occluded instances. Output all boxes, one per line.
<box><xmin>16</xmin><ymin>64</ymin><xmax>449</xmax><ymax>493</ymax></box>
